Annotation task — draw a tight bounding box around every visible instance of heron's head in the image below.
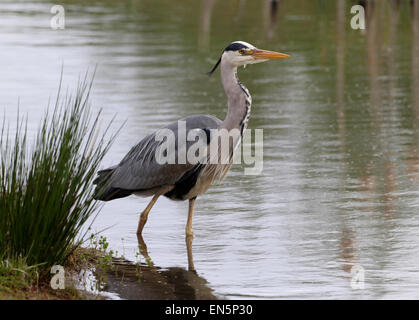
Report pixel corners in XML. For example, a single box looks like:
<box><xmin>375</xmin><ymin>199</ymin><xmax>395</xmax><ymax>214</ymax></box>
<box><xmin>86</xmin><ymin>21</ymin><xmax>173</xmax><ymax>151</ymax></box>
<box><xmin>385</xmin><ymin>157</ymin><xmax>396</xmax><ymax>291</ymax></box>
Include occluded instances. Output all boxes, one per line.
<box><xmin>207</xmin><ymin>41</ymin><xmax>290</xmax><ymax>75</ymax></box>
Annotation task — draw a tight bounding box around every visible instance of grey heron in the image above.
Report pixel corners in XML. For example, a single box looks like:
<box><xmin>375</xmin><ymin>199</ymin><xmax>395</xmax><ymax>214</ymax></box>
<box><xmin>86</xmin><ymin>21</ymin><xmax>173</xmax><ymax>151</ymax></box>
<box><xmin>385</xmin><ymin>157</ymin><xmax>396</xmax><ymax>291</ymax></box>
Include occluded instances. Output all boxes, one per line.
<box><xmin>94</xmin><ymin>41</ymin><xmax>290</xmax><ymax>239</ymax></box>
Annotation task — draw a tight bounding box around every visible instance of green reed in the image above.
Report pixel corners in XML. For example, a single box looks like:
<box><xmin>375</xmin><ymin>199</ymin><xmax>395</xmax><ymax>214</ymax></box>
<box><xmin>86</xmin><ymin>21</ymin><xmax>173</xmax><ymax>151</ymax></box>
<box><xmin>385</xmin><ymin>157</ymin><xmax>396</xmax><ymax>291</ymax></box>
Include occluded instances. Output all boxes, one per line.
<box><xmin>0</xmin><ymin>73</ymin><xmax>118</xmax><ymax>269</ymax></box>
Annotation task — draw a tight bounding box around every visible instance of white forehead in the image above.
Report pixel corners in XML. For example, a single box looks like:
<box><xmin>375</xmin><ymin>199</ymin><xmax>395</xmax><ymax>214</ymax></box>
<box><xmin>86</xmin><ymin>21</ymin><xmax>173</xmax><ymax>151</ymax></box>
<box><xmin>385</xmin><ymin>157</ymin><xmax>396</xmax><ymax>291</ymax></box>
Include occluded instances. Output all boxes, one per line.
<box><xmin>232</xmin><ymin>41</ymin><xmax>256</xmax><ymax>49</ymax></box>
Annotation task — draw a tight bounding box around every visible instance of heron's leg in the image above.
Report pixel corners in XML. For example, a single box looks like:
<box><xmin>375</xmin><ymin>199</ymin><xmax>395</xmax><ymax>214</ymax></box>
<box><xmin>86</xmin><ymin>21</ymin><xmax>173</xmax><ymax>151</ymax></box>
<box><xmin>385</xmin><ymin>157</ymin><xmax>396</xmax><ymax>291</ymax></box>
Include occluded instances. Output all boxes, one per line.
<box><xmin>137</xmin><ymin>194</ymin><xmax>159</xmax><ymax>235</ymax></box>
<box><xmin>186</xmin><ymin>233</ymin><xmax>195</xmax><ymax>271</ymax></box>
<box><xmin>185</xmin><ymin>197</ymin><xmax>196</xmax><ymax>237</ymax></box>
<box><xmin>185</xmin><ymin>197</ymin><xmax>196</xmax><ymax>271</ymax></box>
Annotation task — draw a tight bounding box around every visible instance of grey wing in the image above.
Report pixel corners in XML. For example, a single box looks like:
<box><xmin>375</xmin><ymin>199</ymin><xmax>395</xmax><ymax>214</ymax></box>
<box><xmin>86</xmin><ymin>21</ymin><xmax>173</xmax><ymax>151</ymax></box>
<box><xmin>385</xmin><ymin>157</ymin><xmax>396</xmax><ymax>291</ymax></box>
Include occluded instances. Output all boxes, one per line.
<box><xmin>107</xmin><ymin>114</ymin><xmax>222</xmax><ymax>191</ymax></box>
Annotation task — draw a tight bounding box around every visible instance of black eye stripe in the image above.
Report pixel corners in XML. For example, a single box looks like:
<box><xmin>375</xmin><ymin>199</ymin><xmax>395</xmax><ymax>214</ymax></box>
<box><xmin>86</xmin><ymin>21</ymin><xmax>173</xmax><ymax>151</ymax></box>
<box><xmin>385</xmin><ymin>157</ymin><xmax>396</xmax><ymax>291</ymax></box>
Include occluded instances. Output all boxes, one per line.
<box><xmin>224</xmin><ymin>42</ymin><xmax>249</xmax><ymax>52</ymax></box>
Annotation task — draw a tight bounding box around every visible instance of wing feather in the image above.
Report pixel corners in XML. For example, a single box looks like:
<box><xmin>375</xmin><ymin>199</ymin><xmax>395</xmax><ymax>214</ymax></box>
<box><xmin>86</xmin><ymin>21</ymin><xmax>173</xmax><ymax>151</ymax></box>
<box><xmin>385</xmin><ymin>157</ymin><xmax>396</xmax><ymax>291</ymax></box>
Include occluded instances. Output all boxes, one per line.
<box><xmin>107</xmin><ymin>115</ymin><xmax>222</xmax><ymax>191</ymax></box>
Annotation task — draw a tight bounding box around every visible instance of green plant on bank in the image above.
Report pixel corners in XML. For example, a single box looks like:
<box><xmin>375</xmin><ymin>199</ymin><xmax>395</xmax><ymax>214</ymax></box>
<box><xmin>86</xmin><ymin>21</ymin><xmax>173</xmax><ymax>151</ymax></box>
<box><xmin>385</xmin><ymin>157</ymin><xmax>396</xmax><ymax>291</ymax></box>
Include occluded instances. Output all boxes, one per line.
<box><xmin>134</xmin><ymin>242</ymin><xmax>154</xmax><ymax>283</ymax></box>
<box><xmin>0</xmin><ymin>72</ymin><xmax>119</xmax><ymax>281</ymax></box>
<box><xmin>78</xmin><ymin>232</ymin><xmax>156</xmax><ymax>288</ymax></box>
<box><xmin>87</xmin><ymin>231</ymin><xmax>132</xmax><ymax>292</ymax></box>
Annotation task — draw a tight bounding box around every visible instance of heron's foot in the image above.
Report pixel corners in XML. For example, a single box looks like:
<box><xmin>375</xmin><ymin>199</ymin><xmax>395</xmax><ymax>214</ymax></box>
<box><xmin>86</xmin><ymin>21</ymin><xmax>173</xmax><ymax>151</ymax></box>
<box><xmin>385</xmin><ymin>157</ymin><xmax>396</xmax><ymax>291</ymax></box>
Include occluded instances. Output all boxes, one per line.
<box><xmin>136</xmin><ymin>233</ymin><xmax>152</xmax><ymax>263</ymax></box>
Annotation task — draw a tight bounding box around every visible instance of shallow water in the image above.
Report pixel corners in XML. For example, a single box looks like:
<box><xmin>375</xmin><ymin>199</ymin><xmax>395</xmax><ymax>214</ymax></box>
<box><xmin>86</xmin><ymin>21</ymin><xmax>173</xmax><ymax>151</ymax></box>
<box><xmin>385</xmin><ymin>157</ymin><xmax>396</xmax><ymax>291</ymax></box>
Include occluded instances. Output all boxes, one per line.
<box><xmin>2</xmin><ymin>0</ymin><xmax>419</xmax><ymax>299</ymax></box>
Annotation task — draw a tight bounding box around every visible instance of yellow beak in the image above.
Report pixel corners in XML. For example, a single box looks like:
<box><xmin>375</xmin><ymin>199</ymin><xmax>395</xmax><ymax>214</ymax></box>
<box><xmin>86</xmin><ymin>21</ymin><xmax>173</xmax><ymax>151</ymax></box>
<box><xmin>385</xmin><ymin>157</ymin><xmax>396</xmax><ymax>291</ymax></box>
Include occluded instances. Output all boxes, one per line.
<box><xmin>250</xmin><ymin>49</ymin><xmax>291</xmax><ymax>60</ymax></box>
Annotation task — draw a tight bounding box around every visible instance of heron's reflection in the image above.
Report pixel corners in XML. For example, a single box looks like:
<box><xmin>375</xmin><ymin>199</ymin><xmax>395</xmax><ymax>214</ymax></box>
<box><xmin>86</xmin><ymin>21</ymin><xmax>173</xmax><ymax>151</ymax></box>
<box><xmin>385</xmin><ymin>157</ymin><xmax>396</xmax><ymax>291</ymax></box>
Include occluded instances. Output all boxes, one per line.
<box><xmin>137</xmin><ymin>233</ymin><xmax>196</xmax><ymax>272</ymax></box>
<box><xmin>100</xmin><ymin>234</ymin><xmax>216</xmax><ymax>299</ymax></box>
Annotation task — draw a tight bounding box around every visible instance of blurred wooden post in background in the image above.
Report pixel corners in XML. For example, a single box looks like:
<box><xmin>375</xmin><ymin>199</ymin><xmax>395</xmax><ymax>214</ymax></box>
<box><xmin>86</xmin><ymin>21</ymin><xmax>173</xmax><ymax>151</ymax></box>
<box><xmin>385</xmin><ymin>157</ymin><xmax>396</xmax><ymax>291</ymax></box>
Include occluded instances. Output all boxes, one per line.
<box><xmin>263</xmin><ymin>0</ymin><xmax>280</xmax><ymax>40</ymax></box>
<box><xmin>198</xmin><ymin>0</ymin><xmax>217</xmax><ymax>51</ymax></box>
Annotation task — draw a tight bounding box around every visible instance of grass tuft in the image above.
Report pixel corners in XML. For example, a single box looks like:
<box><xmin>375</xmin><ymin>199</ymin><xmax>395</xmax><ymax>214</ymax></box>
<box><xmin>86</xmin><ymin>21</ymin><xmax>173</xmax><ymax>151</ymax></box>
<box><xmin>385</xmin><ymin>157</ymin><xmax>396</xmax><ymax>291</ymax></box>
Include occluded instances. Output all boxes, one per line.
<box><xmin>0</xmin><ymin>71</ymin><xmax>119</xmax><ymax>273</ymax></box>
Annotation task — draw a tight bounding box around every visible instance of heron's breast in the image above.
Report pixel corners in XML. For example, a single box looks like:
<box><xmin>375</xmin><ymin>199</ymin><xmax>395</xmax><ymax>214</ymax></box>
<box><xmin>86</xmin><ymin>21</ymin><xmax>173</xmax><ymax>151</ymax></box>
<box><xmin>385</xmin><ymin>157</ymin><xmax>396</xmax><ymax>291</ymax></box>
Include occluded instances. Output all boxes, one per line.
<box><xmin>181</xmin><ymin>172</ymin><xmax>214</xmax><ymax>200</ymax></box>
<box><xmin>183</xmin><ymin>163</ymin><xmax>233</xmax><ymax>200</ymax></box>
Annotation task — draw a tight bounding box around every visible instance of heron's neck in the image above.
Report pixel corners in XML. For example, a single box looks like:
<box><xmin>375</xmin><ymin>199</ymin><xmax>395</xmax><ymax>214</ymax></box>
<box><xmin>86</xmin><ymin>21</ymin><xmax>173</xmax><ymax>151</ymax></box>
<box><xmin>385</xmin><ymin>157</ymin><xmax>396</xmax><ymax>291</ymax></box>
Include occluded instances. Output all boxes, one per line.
<box><xmin>220</xmin><ymin>60</ymin><xmax>252</xmax><ymax>135</ymax></box>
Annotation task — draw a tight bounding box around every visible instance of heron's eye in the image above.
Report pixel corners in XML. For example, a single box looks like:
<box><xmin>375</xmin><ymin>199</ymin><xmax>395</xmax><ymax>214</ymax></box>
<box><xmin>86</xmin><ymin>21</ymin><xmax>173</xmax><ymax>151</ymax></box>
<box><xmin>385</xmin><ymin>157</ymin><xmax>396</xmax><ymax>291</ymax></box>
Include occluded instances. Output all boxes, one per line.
<box><xmin>238</xmin><ymin>49</ymin><xmax>247</xmax><ymax>55</ymax></box>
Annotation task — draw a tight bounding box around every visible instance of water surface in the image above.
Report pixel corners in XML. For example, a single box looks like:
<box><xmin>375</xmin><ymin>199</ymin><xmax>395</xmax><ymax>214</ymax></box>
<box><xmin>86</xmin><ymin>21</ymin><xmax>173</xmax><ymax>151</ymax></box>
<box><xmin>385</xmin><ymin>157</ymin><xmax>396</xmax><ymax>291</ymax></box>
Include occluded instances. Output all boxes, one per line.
<box><xmin>1</xmin><ymin>0</ymin><xmax>419</xmax><ymax>299</ymax></box>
